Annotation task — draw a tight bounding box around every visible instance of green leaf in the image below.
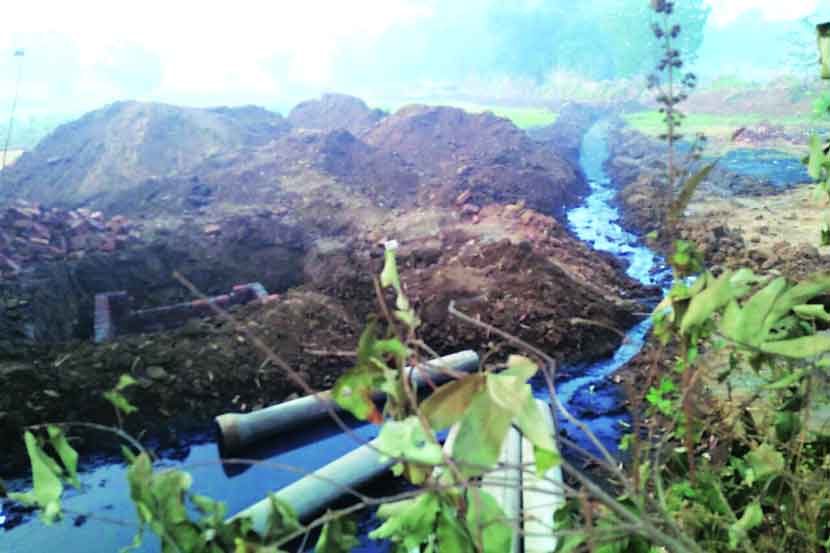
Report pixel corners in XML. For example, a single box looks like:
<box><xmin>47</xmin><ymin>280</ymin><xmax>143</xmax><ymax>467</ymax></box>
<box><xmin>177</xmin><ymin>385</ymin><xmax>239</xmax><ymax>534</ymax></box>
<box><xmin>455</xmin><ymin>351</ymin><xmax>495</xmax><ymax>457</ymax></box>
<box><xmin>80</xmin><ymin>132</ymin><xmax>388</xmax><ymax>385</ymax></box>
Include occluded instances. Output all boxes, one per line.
<box><xmin>380</xmin><ymin>247</ymin><xmax>402</xmax><ymax>291</ymax></box>
<box><xmin>371</xmin><ymin>492</ymin><xmax>440</xmax><ymax>552</ymax></box>
<box><xmin>768</xmin><ymin>275</ymin><xmax>830</xmax><ymax>326</ymax></box>
<box><xmin>104</xmin><ymin>390</ymin><xmax>138</xmax><ymax>415</ymax></box>
<box><xmin>501</xmin><ymin>355</ymin><xmax>539</xmax><ymax>381</ymax></box>
<box><xmin>514</xmin><ymin>398</ymin><xmax>560</xmax><ymax>475</ymax></box>
<box><xmin>380</xmin><ymin>248</ymin><xmax>411</xmax><ymax>313</ymax></box>
<box><xmin>115</xmin><ymin>374</ymin><xmax>138</xmax><ymax>391</ymax></box>
<box><xmin>437</xmin><ymin>507</ymin><xmax>474</xmax><ymax>553</ymax></box>
<box><xmin>761</xmin><ymin>334</ymin><xmax>830</xmax><ymax>359</ymax></box>
<box><xmin>746</xmin><ymin>443</ymin><xmax>785</xmax><ymax>482</ymax></box>
<box><xmin>728</xmin><ymin>501</ymin><xmax>764</xmax><ymax>550</ymax></box>
<box><xmin>9</xmin><ymin>431</ymin><xmax>64</xmax><ymax>524</ymax></box>
<box><xmin>732</xmin><ymin>277</ymin><xmax>788</xmax><ymax>346</ymax></box>
<box><xmin>668</xmin><ymin>161</ymin><xmax>717</xmax><ymax>224</ymax></box>
<box><xmin>556</xmin><ymin>533</ymin><xmax>587</xmax><ymax>553</ymax></box>
<box><xmin>793</xmin><ymin>303</ymin><xmax>830</xmax><ymax>322</ymax></box>
<box><xmin>420</xmin><ymin>374</ymin><xmax>486</xmax><ymax>431</ymax></box>
<box><xmin>376</xmin><ymin>417</ymin><xmax>443</xmax><ymax>466</ymax></box>
<box><xmin>452</xmin><ymin>387</ymin><xmax>514</xmax><ymax>477</ymax></box>
<box><xmin>485</xmin><ymin>373</ymin><xmax>528</xmax><ymax>418</ymax></box>
<box><xmin>47</xmin><ymin>426</ymin><xmax>80</xmax><ymax>489</ymax></box>
<box><xmin>681</xmin><ymin>270</ymin><xmax>757</xmax><ymax>335</ymax></box>
<box><xmin>775</xmin><ymin>411</ymin><xmax>802</xmax><ymax>443</ymax></box>
<box><xmin>332</xmin><ymin>365</ymin><xmax>384</xmax><ymax>423</ymax></box>
<box><xmin>191</xmin><ymin>494</ymin><xmax>227</xmax><ymax>525</ymax></box>
<box><xmin>465</xmin><ymin>489</ymin><xmax>512</xmax><ymax>553</ymax></box>
<box><xmin>315</xmin><ymin>514</ymin><xmax>360</xmax><ymax>553</ymax></box>
<box><xmin>808</xmin><ymin>134</ymin><xmax>826</xmax><ymax>180</ymax></box>
<box><xmin>764</xmin><ymin>369</ymin><xmax>807</xmax><ymax>390</ymax></box>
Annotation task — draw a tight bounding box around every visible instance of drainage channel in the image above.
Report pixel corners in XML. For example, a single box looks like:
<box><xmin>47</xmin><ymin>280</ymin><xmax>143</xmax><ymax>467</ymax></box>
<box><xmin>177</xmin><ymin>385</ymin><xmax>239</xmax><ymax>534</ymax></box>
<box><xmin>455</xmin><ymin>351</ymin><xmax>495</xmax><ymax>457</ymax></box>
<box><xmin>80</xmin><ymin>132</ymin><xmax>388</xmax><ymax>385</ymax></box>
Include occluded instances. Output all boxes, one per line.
<box><xmin>0</xmin><ymin>120</ymin><xmax>667</xmax><ymax>552</ymax></box>
<box><xmin>549</xmin><ymin>119</ymin><xmax>670</xmax><ymax>461</ymax></box>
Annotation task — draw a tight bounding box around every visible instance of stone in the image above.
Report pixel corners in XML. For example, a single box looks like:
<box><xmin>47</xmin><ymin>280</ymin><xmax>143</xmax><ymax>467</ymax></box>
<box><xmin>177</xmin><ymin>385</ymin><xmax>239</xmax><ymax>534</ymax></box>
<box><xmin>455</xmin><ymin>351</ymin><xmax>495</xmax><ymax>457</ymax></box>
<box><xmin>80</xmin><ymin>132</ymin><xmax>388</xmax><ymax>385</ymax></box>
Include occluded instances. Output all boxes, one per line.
<box><xmin>147</xmin><ymin>365</ymin><xmax>169</xmax><ymax>381</ymax></box>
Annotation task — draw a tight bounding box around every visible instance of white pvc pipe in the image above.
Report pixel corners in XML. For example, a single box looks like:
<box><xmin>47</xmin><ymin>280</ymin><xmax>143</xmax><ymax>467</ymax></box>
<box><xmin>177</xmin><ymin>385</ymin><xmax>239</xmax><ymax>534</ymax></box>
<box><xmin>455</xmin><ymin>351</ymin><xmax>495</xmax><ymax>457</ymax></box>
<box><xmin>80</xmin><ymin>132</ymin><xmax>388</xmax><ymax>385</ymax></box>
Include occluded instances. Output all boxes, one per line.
<box><xmin>521</xmin><ymin>399</ymin><xmax>565</xmax><ymax>553</ymax></box>
<box><xmin>480</xmin><ymin>426</ymin><xmax>522</xmax><ymax>553</ymax></box>
<box><xmin>216</xmin><ymin>350</ymin><xmax>479</xmax><ymax>454</ymax></box>
<box><xmin>229</xmin><ymin>437</ymin><xmax>391</xmax><ymax>531</ymax></box>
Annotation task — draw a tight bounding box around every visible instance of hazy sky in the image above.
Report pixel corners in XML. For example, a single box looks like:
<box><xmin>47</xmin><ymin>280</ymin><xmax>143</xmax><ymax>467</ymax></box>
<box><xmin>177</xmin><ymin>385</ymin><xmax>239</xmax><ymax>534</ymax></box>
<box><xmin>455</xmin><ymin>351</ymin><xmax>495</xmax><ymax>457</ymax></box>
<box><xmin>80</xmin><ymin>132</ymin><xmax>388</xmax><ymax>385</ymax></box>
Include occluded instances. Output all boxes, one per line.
<box><xmin>2</xmin><ymin>1</ymin><xmax>830</xmax><ymax>115</ymax></box>
<box><xmin>705</xmin><ymin>0</ymin><xmax>823</xmax><ymax>26</ymax></box>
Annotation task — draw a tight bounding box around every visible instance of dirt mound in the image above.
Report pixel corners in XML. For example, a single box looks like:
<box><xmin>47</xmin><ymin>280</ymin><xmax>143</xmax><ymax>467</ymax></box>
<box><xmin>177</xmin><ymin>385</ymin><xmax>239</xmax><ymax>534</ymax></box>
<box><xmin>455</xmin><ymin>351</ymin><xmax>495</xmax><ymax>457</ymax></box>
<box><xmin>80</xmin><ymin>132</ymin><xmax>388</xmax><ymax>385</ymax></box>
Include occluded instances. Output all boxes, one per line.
<box><xmin>364</xmin><ymin>105</ymin><xmax>587</xmax><ymax>218</ymax></box>
<box><xmin>1</xmin><ymin>101</ymin><xmax>291</xmax><ymax>208</ymax></box>
<box><xmin>306</xmin><ymin>202</ymin><xmax>654</xmax><ymax>366</ymax></box>
<box><xmin>102</xmin><ymin>128</ymin><xmax>421</xmax><ymax>220</ymax></box>
<box><xmin>288</xmin><ymin>93</ymin><xmax>386</xmax><ymax>136</ymax></box>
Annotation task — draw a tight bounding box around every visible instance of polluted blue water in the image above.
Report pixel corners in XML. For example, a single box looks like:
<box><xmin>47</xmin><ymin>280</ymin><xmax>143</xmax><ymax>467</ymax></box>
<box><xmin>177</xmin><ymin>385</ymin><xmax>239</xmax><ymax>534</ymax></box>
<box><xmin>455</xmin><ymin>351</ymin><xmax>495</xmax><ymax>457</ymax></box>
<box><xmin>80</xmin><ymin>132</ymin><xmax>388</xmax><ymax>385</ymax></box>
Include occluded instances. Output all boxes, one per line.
<box><xmin>551</xmin><ymin>120</ymin><xmax>671</xmax><ymax>460</ymax></box>
<box><xmin>0</xmin><ymin>423</ymin><xmax>386</xmax><ymax>553</ymax></box>
<box><xmin>1</xmin><ymin>121</ymin><xmax>666</xmax><ymax>551</ymax></box>
<box><xmin>715</xmin><ymin>148</ymin><xmax>807</xmax><ymax>188</ymax></box>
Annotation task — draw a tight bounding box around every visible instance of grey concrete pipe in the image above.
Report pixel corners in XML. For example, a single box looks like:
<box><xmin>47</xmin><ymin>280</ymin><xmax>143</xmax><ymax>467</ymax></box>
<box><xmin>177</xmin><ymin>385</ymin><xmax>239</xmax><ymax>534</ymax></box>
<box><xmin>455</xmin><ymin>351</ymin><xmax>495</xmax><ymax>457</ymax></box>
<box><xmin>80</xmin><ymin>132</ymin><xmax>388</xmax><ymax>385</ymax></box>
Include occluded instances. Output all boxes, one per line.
<box><xmin>215</xmin><ymin>350</ymin><xmax>479</xmax><ymax>454</ymax></box>
<box><xmin>229</xmin><ymin>437</ymin><xmax>392</xmax><ymax>531</ymax></box>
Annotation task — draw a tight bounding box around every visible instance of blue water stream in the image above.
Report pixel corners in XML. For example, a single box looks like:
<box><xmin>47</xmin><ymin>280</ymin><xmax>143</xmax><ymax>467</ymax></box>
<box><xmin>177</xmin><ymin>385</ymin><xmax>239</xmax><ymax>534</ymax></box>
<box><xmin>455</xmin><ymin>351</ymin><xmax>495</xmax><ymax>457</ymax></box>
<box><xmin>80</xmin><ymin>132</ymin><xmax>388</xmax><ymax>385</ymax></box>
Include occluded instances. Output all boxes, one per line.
<box><xmin>0</xmin><ymin>121</ymin><xmax>668</xmax><ymax>552</ymax></box>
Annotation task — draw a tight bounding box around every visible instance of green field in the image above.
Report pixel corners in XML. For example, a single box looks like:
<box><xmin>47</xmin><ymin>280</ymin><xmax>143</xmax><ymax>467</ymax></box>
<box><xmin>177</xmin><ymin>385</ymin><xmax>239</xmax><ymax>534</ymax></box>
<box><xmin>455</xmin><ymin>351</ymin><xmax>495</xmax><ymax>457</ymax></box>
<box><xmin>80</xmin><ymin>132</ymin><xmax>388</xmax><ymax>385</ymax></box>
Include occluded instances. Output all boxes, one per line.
<box><xmin>376</xmin><ymin>99</ymin><xmax>558</xmax><ymax>129</ymax></box>
<box><xmin>447</xmin><ymin>103</ymin><xmax>558</xmax><ymax>129</ymax></box>
<box><xmin>623</xmin><ymin>110</ymin><xmax>815</xmax><ymax>139</ymax></box>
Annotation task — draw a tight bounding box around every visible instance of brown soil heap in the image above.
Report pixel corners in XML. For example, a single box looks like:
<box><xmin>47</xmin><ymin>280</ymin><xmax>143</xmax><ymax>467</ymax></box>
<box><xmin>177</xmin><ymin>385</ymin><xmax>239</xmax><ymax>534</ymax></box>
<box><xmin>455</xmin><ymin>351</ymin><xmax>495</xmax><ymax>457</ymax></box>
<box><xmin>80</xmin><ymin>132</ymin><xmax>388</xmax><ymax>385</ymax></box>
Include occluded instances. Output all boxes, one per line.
<box><xmin>365</xmin><ymin>105</ymin><xmax>587</xmax><ymax>218</ymax></box>
<box><xmin>1</xmin><ymin>101</ymin><xmax>291</xmax><ymax>208</ymax></box>
<box><xmin>288</xmin><ymin>93</ymin><xmax>387</xmax><ymax>136</ymax></box>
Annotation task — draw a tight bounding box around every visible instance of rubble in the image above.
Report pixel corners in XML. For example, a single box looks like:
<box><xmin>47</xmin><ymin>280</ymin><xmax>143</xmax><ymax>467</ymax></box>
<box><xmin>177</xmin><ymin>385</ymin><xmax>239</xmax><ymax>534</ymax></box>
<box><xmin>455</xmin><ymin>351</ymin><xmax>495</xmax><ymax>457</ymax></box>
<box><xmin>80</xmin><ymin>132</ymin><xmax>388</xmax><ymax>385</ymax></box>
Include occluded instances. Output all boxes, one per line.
<box><xmin>0</xmin><ymin>200</ymin><xmax>144</xmax><ymax>279</ymax></box>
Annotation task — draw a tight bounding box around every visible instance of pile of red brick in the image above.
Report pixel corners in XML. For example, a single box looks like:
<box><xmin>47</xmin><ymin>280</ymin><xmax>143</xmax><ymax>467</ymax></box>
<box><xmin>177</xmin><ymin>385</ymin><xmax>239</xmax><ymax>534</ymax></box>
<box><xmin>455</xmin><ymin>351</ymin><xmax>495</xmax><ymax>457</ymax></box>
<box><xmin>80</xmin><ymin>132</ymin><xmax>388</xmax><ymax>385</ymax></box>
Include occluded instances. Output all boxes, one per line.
<box><xmin>0</xmin><ymin>201</ymin><xmax>143</xmax><ymax>277</ymax></box>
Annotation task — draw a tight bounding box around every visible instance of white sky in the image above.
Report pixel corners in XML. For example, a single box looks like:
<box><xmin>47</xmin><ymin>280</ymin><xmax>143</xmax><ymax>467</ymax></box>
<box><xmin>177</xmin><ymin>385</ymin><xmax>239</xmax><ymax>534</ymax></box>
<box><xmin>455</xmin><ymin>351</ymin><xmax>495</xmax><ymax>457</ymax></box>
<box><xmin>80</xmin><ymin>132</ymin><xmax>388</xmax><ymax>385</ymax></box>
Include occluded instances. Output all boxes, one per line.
<box><xmin>0</xmin><ymin>1</ymin><xmax>432</xmax><ymax>109</ymax></box>
<box><xmin>705</xmin><ymin>0</ymin><xmax>822</xmax><ymax>26</ymax></box>
<box><xmin>1</xmin><ymin>1</ymin><xmax>828</xmax><ymax>112</ymax></box>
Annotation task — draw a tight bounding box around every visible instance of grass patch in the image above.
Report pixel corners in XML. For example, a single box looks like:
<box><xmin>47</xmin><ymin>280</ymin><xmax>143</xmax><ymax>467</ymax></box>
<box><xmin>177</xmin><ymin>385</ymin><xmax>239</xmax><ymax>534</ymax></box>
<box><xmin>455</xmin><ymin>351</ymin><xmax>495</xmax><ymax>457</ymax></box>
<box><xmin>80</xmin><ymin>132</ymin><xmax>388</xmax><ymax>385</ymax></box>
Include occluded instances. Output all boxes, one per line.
<box><xmin>624</xmin><ymin>111</ymin><xmax>815</xmax><ymax>139</ymax></box>
<box><xmin>376</xmin><ymin>99</ymin><xmax>557</xmax><ymax>129</ymax></box>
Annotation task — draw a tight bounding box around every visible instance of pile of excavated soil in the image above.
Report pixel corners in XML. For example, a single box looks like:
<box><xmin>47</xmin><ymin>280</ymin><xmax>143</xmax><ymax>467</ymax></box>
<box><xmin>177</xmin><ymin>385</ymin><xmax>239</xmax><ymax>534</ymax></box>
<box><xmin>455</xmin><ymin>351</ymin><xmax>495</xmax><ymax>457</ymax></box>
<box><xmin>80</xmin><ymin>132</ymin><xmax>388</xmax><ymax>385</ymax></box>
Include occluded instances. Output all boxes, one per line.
<box><xmin>104</xmin><ymin>106</ymin><xmax>588</xmax><ymax>228</ymax></box>
<box><xmin>1</xmin><ymin>102</ymin><xmax>291</xmax><ymax>208</ymax></box>
<box><xmin>364</xmin><ymin>105</ymin><xmax>587</xmax><ymax>218</ymax></box>
<box><xmin>288</xmin><ymin>93</ymin><xmax>387</xmax><ymax>136</ymax></box>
